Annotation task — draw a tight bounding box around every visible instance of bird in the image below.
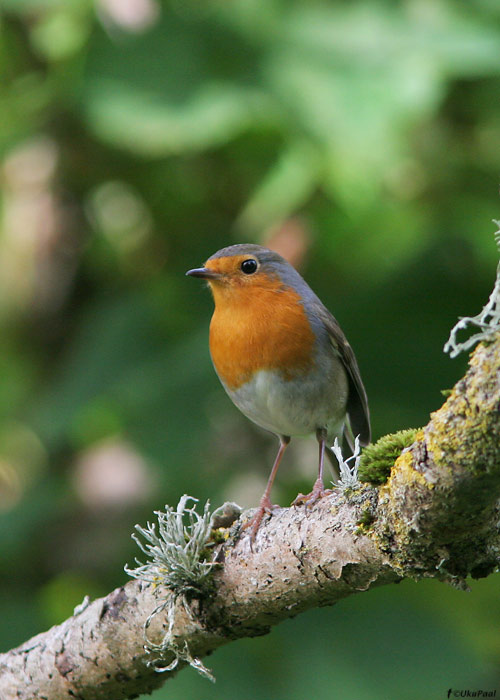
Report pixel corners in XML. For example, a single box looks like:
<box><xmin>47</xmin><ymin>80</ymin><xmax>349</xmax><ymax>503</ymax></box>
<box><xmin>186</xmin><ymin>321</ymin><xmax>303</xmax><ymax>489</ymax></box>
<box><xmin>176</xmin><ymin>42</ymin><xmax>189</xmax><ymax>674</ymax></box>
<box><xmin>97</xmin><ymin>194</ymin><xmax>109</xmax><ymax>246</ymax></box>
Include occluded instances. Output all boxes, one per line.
<box><xmin>186</xmin><ymin>244</ymin><xmax>370</xmax><ymax>540</ymax></box>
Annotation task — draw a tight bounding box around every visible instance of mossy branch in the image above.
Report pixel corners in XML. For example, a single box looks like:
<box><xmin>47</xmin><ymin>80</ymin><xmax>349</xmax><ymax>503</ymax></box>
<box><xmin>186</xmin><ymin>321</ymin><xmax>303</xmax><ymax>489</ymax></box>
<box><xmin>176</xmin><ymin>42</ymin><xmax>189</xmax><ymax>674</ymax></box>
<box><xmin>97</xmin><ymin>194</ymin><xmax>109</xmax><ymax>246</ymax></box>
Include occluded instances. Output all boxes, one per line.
<box><xmin>1</xmin><ymin>335</ymin><xmax>499</xmax><ymax>700</ymax></box>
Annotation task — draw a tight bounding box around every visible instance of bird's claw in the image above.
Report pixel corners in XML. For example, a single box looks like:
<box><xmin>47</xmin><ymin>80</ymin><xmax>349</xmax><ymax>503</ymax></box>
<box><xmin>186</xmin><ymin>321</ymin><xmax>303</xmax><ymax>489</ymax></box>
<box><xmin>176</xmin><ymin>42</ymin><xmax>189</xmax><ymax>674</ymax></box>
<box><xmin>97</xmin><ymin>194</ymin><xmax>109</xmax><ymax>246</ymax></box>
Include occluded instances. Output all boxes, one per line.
<box><xmin>292</xmin><ymin>480</ymin><xmax>331</xmax><ymax>508</ymax></box>
<box><xmin>241</xmin><ymin>500</ymin><xmax>279</xmax><ymax>544</ymax></box>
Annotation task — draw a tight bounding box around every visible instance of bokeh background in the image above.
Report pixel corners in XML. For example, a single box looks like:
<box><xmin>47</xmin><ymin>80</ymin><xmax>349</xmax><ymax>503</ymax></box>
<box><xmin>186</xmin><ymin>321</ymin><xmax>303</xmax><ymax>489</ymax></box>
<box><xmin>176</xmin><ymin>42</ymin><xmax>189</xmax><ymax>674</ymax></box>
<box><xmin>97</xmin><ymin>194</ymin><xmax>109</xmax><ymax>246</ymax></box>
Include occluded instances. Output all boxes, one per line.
<box><xmin>1</xmin><ymin>0</ymin><xmax>500</xmax><ymax>697</ymax></box>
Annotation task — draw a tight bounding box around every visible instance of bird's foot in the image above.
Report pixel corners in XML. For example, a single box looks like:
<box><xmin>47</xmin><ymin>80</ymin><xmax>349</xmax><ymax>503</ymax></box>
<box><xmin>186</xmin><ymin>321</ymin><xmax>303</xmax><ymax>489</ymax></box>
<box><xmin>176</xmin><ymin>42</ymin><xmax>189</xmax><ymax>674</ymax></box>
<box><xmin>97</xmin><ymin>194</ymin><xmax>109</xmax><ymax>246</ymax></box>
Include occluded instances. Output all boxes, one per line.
<box><xmin>241</xmin><ymin>497</ymin><xmax>279</xmax><ymax>543</ymax></box>
<box><xmin>292</xmin><ymin>478</ymin><xmax>331</xmax><ymax>508</ymax></box>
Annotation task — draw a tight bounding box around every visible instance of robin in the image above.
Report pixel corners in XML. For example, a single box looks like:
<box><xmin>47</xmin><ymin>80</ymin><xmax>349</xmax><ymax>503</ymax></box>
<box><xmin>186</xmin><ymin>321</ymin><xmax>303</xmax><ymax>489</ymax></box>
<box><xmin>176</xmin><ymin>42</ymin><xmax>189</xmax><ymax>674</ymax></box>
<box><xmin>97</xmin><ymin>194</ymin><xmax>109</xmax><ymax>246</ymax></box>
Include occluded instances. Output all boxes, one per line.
<box><xmin>186</xmin><ymin>244</ymin><xmax>370</xmax><ymax>540</ymax></box>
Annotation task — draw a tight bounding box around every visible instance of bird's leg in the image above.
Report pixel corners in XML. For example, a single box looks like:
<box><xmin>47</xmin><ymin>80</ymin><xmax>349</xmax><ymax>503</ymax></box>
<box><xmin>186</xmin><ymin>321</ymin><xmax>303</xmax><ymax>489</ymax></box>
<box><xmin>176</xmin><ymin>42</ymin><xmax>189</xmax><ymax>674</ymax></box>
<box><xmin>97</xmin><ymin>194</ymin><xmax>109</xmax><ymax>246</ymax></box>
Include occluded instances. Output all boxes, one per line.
<box><xmin>311</xmin><ymin>428</ymin><xmax>332</xmax><ymax>501</ymax></box>
<box><xmin>243</xmin><ymin>435</ymin><xmax>290</xmax><ymax>542</ymax></box>
<box><xmin>292</xmin><ymin>428</ymin><xmax>332</xmax><ymax>507</ymax></box>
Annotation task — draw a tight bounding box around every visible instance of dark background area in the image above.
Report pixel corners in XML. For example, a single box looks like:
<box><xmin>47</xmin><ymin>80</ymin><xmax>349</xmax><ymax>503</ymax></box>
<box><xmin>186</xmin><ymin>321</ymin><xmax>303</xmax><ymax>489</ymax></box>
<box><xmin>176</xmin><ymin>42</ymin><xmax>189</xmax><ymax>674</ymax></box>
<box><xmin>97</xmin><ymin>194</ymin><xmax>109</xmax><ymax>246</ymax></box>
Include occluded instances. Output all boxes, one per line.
<box><xmin>0</xmin><ymin>1</ymin><xmax>499</xmax><ymax>698</ymax></box>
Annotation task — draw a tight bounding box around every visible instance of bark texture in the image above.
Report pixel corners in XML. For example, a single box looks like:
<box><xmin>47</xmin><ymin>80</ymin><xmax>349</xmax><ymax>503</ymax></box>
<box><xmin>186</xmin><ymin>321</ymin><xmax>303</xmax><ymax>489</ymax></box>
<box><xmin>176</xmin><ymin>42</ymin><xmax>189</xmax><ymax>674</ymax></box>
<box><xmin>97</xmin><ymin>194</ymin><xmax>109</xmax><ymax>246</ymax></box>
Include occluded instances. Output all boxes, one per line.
<box><xmin>374</xmin><ymin>335</ymin><xmax>500</xmax><ymax>582</ymax></box>
<box><xmin>1</xmin><ymin>335</ymin><xmax>499</xmax><ymax>700</ymax></box>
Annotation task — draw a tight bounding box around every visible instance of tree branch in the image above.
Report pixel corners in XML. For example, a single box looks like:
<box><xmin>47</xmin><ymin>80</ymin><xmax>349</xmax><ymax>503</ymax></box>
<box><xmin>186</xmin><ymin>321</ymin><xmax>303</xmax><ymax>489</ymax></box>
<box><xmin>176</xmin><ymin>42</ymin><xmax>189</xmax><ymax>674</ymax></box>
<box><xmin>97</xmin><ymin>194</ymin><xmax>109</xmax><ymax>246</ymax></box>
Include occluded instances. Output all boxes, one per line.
<box><xmin>1</xmin><ymin>335</ymin><xmax>499</xmax><ymax>700</ymax></box>
<box><xmin>374</xmin><ymin>333</ymin><xmax>500</xmax><ymax>582</ymax></box>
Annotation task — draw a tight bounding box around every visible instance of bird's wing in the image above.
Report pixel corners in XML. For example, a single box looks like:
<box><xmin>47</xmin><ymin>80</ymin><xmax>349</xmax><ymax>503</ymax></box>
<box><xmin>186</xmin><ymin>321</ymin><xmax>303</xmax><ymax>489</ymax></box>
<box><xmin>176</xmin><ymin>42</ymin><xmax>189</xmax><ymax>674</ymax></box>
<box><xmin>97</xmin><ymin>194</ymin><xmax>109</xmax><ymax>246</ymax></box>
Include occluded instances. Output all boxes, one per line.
<box><xmin>315</xmin><ymin>304</ymin><xmax>371</xmax><ymax>446</ymax></box>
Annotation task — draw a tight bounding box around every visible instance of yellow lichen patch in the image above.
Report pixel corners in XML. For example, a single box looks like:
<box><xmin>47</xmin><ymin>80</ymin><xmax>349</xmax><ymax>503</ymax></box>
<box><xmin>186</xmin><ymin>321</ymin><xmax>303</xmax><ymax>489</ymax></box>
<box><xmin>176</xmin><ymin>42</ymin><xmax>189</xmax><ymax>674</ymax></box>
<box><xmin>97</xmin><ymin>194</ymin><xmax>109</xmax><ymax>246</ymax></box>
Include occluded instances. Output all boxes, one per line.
<box><xmin>367</xmin><ymin>338</ymin><xmax>500</xmax><ymax>579</ymax></box>
<box><xmin>210</xmin><ymin>527</ymin><xmax>232</xmax><ymax>544</ymax></box>
<box><xmin>374</xmin><ymin>446</ymin><xmax>435</xmax><ymax>553</ymax></box>
<box><xmin>425</xmin><ymin>358</ymin><xmax>499</xmax><ymax>476</ymax></box>
<box><xmin>394</xmin><ymin>449</ymin><xmax>429</xmax><ymax>487</ymax></box>
<box><xmin>378</xmin><ymin>448</ymin><xmax>430</xmax><ymax>504</ymax></box>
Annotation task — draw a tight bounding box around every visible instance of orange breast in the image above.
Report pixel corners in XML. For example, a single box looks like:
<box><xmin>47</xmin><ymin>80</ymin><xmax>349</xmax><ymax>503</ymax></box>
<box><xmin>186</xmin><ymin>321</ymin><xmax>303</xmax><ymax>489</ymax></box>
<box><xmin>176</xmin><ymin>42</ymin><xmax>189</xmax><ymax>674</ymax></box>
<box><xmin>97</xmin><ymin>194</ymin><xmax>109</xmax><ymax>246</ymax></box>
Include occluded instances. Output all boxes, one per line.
<box><xmin>209</xmin><ymin>280</ymin><xmax>316</xmax><ymax>390</ymax></box>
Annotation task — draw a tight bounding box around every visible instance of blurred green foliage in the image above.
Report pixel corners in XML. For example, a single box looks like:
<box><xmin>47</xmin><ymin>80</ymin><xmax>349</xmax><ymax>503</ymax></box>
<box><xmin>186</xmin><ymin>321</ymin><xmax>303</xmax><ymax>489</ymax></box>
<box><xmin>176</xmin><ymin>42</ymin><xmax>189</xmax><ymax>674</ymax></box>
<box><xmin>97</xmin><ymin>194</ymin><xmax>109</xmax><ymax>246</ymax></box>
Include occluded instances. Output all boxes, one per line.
<box><xmin>0</xmin><ymin>0</ymin><xmax>499</xmax><ymax>697</ymax></box>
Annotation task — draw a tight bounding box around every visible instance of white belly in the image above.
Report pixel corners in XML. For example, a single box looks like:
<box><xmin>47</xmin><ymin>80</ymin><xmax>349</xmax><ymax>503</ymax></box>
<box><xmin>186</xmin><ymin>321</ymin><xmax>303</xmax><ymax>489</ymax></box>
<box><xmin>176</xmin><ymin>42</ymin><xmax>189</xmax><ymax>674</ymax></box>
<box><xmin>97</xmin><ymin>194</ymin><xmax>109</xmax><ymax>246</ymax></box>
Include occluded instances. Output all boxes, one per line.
<box><xmin>221</xmin><ymin>363</ymin><xmax>348</xmax><ymax>440</ymax></box>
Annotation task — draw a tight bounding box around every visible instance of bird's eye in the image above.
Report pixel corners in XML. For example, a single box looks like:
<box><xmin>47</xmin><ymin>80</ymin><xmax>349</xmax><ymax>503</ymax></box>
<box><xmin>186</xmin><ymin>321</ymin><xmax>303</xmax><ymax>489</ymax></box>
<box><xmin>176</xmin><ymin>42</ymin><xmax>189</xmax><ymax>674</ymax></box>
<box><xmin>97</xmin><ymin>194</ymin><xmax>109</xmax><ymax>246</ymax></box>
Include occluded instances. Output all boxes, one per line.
<box><xmin>240</xmin><ymin>259</ymin><xmax>258</xmax><ymax>274</ymax></box>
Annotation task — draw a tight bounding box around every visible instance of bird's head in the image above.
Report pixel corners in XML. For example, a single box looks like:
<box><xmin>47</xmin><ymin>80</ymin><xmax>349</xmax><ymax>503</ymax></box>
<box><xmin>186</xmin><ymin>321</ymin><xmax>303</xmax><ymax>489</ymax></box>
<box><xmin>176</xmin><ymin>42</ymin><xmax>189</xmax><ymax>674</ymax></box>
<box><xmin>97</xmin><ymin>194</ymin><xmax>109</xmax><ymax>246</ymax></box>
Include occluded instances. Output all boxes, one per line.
<box><xmin>186</xmin><ymin>245</ymin><xmax>290</xmax><ymax>304</ymax></box>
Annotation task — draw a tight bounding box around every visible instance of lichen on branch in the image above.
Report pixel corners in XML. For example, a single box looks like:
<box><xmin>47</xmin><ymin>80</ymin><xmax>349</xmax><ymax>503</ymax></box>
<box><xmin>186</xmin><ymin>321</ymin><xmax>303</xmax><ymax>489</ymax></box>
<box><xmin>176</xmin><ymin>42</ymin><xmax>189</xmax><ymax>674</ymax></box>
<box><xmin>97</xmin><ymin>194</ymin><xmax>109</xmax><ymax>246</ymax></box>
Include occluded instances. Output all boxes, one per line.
<box><xmin>444</xmin><ymin>223</ymin><xmax>500</xmax><ymax>358</ymax></box>
<box><xmin>1</xmin><ymin>304</ymin><xmax>500</xmax><ymax>700</ymax></box>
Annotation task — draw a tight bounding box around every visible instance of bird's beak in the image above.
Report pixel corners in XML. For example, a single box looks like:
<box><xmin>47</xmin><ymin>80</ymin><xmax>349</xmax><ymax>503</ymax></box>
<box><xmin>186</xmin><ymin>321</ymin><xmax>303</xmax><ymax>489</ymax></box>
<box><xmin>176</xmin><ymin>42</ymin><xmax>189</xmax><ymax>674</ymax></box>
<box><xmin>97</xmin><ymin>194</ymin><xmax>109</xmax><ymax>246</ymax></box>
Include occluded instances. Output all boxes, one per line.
<box><xmin>186</xmin><ymin>267</ymin><xmax>222</xmax><ymax>280</ymax></box>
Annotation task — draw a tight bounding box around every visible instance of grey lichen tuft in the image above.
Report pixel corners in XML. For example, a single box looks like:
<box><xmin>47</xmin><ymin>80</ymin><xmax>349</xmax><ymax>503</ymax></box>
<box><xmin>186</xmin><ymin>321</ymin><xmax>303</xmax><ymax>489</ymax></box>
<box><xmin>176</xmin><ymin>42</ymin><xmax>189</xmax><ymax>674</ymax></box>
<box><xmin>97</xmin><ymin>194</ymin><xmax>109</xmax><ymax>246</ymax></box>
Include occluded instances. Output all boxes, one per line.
<box><xmin>125</xmin><ymin>495</ymin><xmax>221</xmax><ymax>682</ymax></box>
<box><xmin>332</xmin><ymin>436</ymin><xmax>361</xmax><ymax>492</ymax></box>
<box><xmin>444</xmin><ymin>224</ymin><xmax>500</xmax><ymax>358</ymax></box>
<box><xmin>126</xmin><ymin>494</ymin><xmax>216</xmax><ymax>593</ymax></box>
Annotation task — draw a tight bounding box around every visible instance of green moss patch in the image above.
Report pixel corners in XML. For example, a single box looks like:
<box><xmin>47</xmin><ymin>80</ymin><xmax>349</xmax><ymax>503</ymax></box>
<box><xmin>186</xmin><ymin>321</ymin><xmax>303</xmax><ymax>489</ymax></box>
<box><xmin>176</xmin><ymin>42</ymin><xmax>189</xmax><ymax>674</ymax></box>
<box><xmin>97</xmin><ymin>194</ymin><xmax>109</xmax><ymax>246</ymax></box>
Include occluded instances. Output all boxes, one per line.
<box><xmin>359</xmin><ymin>428</ymin><xmax>419</xmax><ymax>485</ymax></box>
